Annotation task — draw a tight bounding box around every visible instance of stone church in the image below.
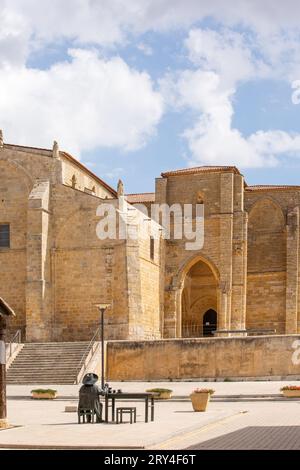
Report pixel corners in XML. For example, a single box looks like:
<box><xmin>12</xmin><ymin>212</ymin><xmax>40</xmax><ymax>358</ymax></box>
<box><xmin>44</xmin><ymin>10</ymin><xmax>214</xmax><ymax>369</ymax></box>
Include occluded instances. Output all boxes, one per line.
<box><xmin>1</xmin><ymin>133</ymin><xmax>299</xmax><ymax>343</ymax></box>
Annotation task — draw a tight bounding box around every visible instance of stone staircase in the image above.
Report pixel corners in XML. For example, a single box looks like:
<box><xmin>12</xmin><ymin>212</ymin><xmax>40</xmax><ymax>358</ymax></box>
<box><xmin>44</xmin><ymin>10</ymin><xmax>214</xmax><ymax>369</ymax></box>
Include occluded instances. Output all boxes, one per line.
<box><xmin>6</xmin><ymin>342</ymin><xmax>92</xmax><ymax>384</ymax></box>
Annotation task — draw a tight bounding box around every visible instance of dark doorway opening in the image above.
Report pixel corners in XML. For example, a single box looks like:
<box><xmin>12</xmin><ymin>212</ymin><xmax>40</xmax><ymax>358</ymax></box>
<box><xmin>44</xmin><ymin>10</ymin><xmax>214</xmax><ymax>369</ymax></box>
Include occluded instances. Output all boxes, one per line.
<box><xmin>203</xmin><ymin>309</ymin><xmax>217</xmax><ymax>337</ymax></box>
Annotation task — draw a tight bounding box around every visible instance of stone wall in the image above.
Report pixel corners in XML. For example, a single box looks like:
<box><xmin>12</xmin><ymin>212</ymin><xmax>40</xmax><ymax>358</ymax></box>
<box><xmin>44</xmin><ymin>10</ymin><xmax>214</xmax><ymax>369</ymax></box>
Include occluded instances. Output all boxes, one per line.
<box><xmin>61</xmin><ymin>156</ymin><xmax>114</xmax><ymax>199</ymax></box>
<box><xmin>157</xmin><ymin>169</ymin><xmax>248</xmax><ymax>338</ymax></box>
<box><xmin>107</xmin><ymin>335</ymin><xmax>300</xmax><ymax>380</ymax></box>
<box><xmin>2</xmin><ymin>141</ymin><xmax>300</xmax><ymax>344</ymax></box>
<box><xmin>245</xmin><ymin>190</ymin><xmax>300</xmax><ymax>334</ymax></box>
<box><xmin>123</xmin><ymin>200</ymin><xmax>162</xmax><ymax>340</ymax></box>
<box><xmin>0</xmin><ymin>143</ymin><xmax>163</xmax><ymax>342</ymax></box>
<box><xmin>136</xmin><ymin>236</ymin><xmax>161</xmax><ymax>339</ymax></box>
<box><xmin>246</xmin><ymin>273</ymin><xmax>286</xmax><ymax>334</ymax></box>
<box><xmin>52</xmin><ymin>186</ymin><xmax>130</xmax><ymax>341</ymax></box>
<box><xmin>0</xmin><ymin>158</ymin><xmax>29</xmax><ymax>336</ymax></box>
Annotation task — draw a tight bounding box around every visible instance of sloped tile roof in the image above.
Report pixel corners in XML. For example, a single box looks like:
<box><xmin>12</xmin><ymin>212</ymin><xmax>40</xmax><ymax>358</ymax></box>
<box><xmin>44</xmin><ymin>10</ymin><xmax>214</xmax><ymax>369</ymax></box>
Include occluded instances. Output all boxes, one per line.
<box><xmin>126</xmin><ymin>193</ymin><xmax>155</xmax><ymax>203</ymax></box>
<box><xmin>246</xmin><ymin>185</ymin><xmax>300</xmax><ymax>191</ymax></box>
<box><xmin>161</xmin><ymin>165</ymin><xmax>241</xmax><ymax>177</ymax></box>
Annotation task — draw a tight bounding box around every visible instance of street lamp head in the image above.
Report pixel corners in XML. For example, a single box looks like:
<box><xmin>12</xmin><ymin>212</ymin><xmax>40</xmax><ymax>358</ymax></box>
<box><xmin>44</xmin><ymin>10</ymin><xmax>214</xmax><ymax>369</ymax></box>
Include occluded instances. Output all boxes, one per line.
<box><xmin>95</xmin><ymin>303</ymin><xmax>111</xmax><ymax>311</ymax></box>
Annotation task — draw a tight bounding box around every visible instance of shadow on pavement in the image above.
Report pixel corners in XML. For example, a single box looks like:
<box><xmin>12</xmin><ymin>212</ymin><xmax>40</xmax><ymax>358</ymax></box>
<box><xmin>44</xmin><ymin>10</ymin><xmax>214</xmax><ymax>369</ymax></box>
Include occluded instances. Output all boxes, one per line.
<box><xmin>188</xmin><ymin>426</ymin><xmax>300</xmax><ymax>450</ymax></box>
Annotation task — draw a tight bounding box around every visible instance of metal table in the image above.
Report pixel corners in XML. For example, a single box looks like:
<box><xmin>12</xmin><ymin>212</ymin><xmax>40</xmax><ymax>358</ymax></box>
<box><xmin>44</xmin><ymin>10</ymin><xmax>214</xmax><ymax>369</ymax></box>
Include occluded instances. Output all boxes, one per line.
<box><xmin>104</xmin><ymin>392</ymin><xmax>155</xmax><ymax>423</ymax></box>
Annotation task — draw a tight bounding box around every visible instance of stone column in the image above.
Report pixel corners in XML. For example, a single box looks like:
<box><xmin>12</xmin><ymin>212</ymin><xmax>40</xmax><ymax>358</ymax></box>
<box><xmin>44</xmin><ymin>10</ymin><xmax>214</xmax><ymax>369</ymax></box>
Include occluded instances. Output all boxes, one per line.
<box><xmin>125</xmin><ymin>237</ymin><xmax>144</xmax><ymax>339</ymax></box>
<box><xmin>217</xmin><ymin>281</ymin><xmax>229</xmax><ymax>334</ymax></box>
<box><xmin>216</xmin><ymin>173</ymin><xmax>234</xmax><ymax>336</ymax></box>
<box><xmin>163</xmin><ymin>286</ymin><xmax>178</xmax><ymax>338</ymax></box>
<box><xmin>285</xmin><ymin>206</ymin><xmax>299</xmax><ymax>334</ymax></box>
<box><xmin>155</xmin><ymin>178</ymin><xmax>178</xmax><ymax>338</ymax></box>
<box><xmin>231</xmin><ymin>210</ymin><xmax>248</xmax><ymax>334</ymax></box>
<box><xmin>26</xmin><ymin>181</ymin><xmax>51</xmax><ymax>341</ymax></box>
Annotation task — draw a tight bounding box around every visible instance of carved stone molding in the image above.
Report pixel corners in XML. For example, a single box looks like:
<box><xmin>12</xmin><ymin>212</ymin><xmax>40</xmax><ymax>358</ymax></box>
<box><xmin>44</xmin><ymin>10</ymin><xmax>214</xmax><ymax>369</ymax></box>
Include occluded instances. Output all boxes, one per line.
<box><xmin>219</xmin><ymin>281</ymin><xmax>230</xmax><ymax>294</ymax></box>
<box><xmin>233</xmin><ymin>240</ymin><xmax>243</xmax><ymax>255</ymax></box>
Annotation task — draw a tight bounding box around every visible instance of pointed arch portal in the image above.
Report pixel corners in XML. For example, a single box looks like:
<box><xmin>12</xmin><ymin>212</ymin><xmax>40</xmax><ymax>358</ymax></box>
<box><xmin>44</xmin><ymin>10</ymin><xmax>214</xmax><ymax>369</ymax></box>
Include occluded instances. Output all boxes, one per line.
<box><xmin>181</xmin><ymin>257</ymin><xmax>218</xmax><ymax>338</ymax></box>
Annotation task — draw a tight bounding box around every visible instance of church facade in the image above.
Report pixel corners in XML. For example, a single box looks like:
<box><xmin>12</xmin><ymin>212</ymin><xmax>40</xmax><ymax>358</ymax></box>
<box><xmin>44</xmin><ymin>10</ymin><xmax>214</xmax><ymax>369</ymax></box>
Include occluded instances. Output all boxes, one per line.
<box><xmin>1</xmin><ymin>134</ymin><xmax>299</xmax><ymax>342</ymax></box>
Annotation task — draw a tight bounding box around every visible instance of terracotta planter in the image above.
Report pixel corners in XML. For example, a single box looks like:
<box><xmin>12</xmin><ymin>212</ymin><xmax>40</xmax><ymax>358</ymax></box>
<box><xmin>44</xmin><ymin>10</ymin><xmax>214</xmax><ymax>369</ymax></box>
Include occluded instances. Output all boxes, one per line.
<box><xmin>31</xmin><ymin>392</ymin><xmax>57</xmax><ymax>400</ymax></box>
<box><xmin>190</xmin><ymin>392</ymin><xmax>210</xmax><ymax>411</ymax></box>
<box><xmin>282</xmin><ymin>390</ymin><xmax>300</xmax><ymax>398</ymax></box>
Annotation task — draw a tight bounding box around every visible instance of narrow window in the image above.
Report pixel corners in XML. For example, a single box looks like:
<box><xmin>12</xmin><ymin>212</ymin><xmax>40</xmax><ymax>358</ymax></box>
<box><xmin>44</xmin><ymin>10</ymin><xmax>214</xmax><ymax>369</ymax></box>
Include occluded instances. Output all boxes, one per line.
<box><xmin>150</xmin><ymin>236</ymin><xmax>155</xmax><ymax>261</ymax></box>
<box><xmin>71</xmin><ymin>174</ymin><xmax>77</xmax><ymax>188</ymax></box>
<box><xmin>0</xmin><ymin>224</ymin><xmax>10</xmax><ymax>248</ymax></box>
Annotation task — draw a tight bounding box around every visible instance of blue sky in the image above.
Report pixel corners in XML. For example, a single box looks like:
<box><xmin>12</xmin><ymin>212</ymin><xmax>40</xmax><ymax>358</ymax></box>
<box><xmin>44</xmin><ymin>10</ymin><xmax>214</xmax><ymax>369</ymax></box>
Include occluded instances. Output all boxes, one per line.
<box><xmin>2</xmin><ymin>1</ymin><xmax>300</xmax><ymax>193</ymax></box>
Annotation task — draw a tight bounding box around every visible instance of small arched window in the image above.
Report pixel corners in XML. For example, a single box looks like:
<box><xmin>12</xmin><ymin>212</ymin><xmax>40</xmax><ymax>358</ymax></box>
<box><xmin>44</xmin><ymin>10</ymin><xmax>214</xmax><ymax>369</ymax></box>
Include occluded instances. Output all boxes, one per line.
<box><xmin>196</xmin><ymin>191</ymin><xmax>204</xmax><ymax>204</ymax></box>
<box><xmin>150</xmin><ymin>236</ymin><xmax>155</xmax><ymax>261</ymax></box>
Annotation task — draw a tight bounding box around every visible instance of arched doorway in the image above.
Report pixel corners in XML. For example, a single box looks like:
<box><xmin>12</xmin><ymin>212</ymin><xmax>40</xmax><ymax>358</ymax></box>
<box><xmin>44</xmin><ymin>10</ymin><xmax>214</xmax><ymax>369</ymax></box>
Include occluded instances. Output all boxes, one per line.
<box><xmin>181</xmin><ymin>258</ymin><xmax>218</xmax><ymax>337</ymax></box>
<box><xmin>203</xmin><ymin>309</ymin><xmax>217</xmax><ymax>337</ymax></box>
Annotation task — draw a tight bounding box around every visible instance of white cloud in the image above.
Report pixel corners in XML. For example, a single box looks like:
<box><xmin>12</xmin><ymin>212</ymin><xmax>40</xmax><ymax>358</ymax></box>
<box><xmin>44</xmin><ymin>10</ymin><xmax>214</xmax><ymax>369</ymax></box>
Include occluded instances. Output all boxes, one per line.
<box><xmin>2</xmin><ymin>0</ymin><xmax>300</xmax><ymax>166</ymax></box>
<box><xmin>0</xmin><ymin>3</ymin><xmax>30</xmax><ymax>67</ymax></box>
<box><xmin>185</xmin><ymin>28</ymin><xmax>269</xmax><ymax>87</ymax></box>
<box><xmin>2</xmin><ymin>1</ymin><xmax>300</xmax><ymax>58</ymax></box>
<box><xmin>161</xmin><ymin>32</ymin><xmax>300</xmax><ymax>168</ymax></box>
<box><xmin>0</xmin><ymin>49</ymin><xmax>164</xmax><ymax>156</ymax></box>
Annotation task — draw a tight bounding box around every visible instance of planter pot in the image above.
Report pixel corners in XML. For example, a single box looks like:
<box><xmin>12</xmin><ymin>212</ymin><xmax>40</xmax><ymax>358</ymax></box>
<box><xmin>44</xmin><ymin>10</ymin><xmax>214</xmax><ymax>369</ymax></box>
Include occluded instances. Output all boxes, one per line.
<box><xmin>147</xmin><ymin>391</ymin><xmax>173</xmax><ymax>400</ymax></box>
<box><xmin>0</xmin><ymin>419</ymin><xmax>9</xmax><ymax>429</ymax></box>
<box><xmin>282</xmin><ymin>390</ymin><xmax>300</xmax><ymax>398</ymax></box>
<box><xmin>190</xmin><ymin>392</ymin><xmax>210</xmax><ymax>411</ymax></box>
<box><xmin>31</xmin><ymin>393</ymin><xmax>57</xmax><ymax>400</ymax></box>
<box><xmin>157</xmin><ymin>391</ymin><xmax>172</xmax><ymax>400</ymax></box>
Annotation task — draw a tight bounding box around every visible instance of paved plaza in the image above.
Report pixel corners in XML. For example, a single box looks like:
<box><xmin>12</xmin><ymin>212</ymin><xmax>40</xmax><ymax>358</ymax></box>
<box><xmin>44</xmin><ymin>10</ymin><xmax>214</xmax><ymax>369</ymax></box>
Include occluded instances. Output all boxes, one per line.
<box><xmin>1</xmin><ymin>381</ymin><xmax>300</xmax><ymax>449</ymax></box>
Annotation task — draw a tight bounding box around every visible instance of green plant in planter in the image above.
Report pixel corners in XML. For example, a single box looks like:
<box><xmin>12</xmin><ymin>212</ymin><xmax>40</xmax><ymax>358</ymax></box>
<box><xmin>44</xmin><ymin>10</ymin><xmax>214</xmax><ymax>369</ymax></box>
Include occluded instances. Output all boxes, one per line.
<box><xmin>192</xmin><ymin>388</ymin><xmax>215</xmax><ymax>394</ymax></box>
<box><xmin>146</xmin><ymin>388</ymin><xmax>173</xmax><ymax>399</ymax></box>
<box><xmin>280</xmin><ymin>386</ymin><xmax>300</xmax><ymax>391</ymax></box>
<box><xmin>280</xmin><ymin>385</ymin><xmax>300</xmax><ymax>397</ymax></box>
<box><xmin>31</xmin><ymin>389</ymin><xmax>57</xmax><ymax>399</ymax></box>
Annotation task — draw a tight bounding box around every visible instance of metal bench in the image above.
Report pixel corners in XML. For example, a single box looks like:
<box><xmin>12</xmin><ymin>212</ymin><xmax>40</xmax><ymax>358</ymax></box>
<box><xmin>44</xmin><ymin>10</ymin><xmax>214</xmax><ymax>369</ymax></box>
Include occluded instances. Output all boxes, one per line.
<box><xmin>116</xmin><ymin>407</ymin><xmax>137</xmax><ymax>424</ymax></box>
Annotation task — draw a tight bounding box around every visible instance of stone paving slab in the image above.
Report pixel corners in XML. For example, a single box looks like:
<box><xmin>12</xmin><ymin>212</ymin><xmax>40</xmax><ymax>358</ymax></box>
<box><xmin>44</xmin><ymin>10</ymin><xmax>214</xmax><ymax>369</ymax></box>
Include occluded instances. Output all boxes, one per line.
<box><xmin>189</xmin><ymin>426</ymin><xmax>300</xmax><ymax>450</ymax></box>
<box><xmin>3</xmin><ymin>381</ymin><xmax>300</xmax><ymax>449</ymax></box>
<box><xmin>0</xmin><ymin>398</ymin><xmax>239</xmax><ymax>449</ymax></box>
<box><xmin>157</xmin><ymin>400</ymin><xmax>300</xmax><ymax>450</ymax></box>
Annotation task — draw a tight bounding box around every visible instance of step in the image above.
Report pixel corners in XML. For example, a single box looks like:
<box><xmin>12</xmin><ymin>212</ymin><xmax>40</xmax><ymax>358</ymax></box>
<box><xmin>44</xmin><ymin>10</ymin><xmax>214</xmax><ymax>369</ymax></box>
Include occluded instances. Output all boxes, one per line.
<box><xmin>11</xmin><ymin>357</ymin><xmax>87</xmax><ymax>360</ymax></box>
<box><xmin>7</xmin><ymin>370</ymin><xmax>79</xmax><ymax>373</ymax></box>
<box><xmin>7</xmin><ymin>370</ymin><xmax>80</xmax><ymax>374</ymax></box>
<box><xmin>8</xmin><ymin>381</ymin><xmax>78</xmax><ymax>384</ymax></box>
<box><xmin>7</xmin><ymin>373</ymin><xmax>79</xmax><ymax>376</ymax></box>
<box><xmin>19</xmin><ymin>350</ymin><xmax>89</xmax><ymax>354</ymax></box>
<box><xmin>12</xmin><ymin>358</ymin><xmax>88</xmax><ymax>362</ymax></box>
<box><xmin>7</xmin><ymin>341</ymin><xmax>97</xmax><ymax>385</ymax></box>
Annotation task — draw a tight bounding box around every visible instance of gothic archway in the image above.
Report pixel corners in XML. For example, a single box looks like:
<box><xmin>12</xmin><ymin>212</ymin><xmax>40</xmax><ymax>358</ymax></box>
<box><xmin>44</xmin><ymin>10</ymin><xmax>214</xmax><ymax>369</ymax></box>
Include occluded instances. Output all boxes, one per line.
<box><xmin>181</xmin><ymin>258</ymin><xmax>218</xmax><ymax>337</ymax></box>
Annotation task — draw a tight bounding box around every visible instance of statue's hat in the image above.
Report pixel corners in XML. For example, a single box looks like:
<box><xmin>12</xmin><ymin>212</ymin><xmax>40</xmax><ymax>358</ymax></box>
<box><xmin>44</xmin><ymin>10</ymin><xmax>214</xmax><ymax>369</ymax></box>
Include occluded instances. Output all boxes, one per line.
<box><xmin>82</xmin><ymin>373</ymin><xmax>98</xmax><ymax>385</ymax></box>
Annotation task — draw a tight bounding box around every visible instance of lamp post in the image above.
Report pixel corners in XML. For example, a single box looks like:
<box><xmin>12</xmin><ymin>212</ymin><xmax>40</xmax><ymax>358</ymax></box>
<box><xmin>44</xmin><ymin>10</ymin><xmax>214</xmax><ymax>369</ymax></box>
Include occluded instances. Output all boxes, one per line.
<box><xmin>0</xmin><ymin>297</ymin><xmax>15</xmax><ymax>429</ymax></box>
<box><xmin>0</xmin><ymin>316</ymin><xmax>7</xmax><ymax>428</ymax></box>
<box><xmin>95</xmin><ymin>304</ymin><xmax>111</xmax><ymax>390</ymax></box>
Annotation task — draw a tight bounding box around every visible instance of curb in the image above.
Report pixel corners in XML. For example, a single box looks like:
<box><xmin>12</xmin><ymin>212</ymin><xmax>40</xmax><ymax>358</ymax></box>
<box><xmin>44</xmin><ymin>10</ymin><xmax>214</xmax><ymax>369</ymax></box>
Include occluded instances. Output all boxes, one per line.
<box><xmin>7</xmin><ymin>393</ymin><xmax>296</xmax><ymax>401</ymax></box>
<box><xmin>0</xmin><ymin>444</ymin><xmax>145</xmax><ymax>450</ymax></box>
